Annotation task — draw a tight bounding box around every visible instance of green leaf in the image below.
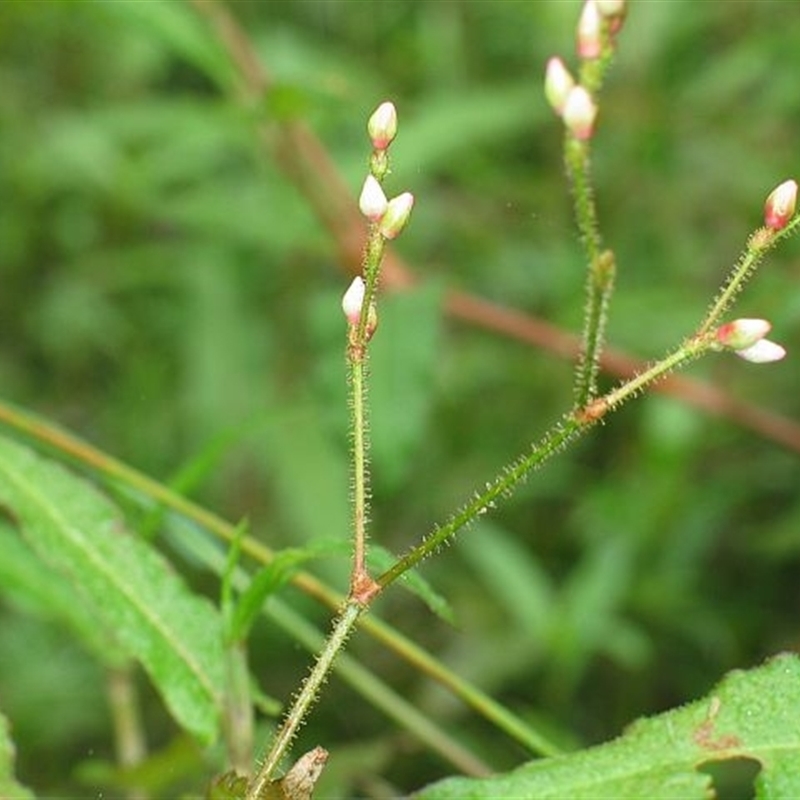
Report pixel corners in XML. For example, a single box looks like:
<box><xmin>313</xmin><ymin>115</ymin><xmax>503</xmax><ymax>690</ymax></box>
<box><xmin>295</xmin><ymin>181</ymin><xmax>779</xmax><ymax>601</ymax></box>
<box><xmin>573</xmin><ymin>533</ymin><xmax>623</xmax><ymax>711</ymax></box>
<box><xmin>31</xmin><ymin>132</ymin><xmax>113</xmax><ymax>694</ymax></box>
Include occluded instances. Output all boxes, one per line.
<box><xmin>230</xmin><ymin>548</ymin><xmax>311</xmax><ymax>643</ymax></box>
<box><xmin>459</xmin><ymin>520</ymin><xmax>554</xmax><ymax>636</ymax></box>
<box><xmin>0</xmin><ymin>712</ymin><xmax>34</xmax><ymax>800</ymax></box>
<box><xmin>415</xmin><ymin>653</ymin><xmax>800</xmax><ymax>799</ymax></box>
<box><xmin>98</xmin><ymin>0</ymin><xmax>235</xmax><ymax>92</ymax></box>
<box><xmin>0</xmin><ymin>518</ymin><xmax>124</xmax><ymax>664</ymax></box>
<box><xmin>0</xmin><ymin>435</ymin><xmax>225</xmax><ymax>743</ymax></box>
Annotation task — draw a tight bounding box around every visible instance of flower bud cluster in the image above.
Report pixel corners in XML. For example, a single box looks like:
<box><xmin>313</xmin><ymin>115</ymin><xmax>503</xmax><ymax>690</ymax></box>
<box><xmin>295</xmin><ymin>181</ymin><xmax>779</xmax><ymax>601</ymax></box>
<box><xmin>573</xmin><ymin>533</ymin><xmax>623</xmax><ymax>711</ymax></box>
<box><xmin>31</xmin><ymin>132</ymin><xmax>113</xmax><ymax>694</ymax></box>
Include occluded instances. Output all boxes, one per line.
<box><xmin>358</xmin><ymin>168</ymin><xmax>415</xmax><ymax>238</ymax></box>
<box><xmin>545</xmin><ymin>59</ymin><xmax>597</xmax><ymax>141</ymax></box>
<box><xmin>358</xmin><ymin>102</ymin><xmax>415</xmax><ymax>238</ymax></box>
<box><xmin>577</xmin><ymin>0</ymin><xmax>627</xmax><ymax>59</ymax></box>
<box><xmin>716</xmin><ymin>319</ymin><xmax>786</xmax><ymax>364</ymax></box>
<box><xmin>345</xmin><ymin>102</ymin><xmax>415</xmax><ymax>339</ymax></box>
<box><xmin>544</xmin><ymin>1</ymin><xmax>626</xmax><ymax>141</ymax></box>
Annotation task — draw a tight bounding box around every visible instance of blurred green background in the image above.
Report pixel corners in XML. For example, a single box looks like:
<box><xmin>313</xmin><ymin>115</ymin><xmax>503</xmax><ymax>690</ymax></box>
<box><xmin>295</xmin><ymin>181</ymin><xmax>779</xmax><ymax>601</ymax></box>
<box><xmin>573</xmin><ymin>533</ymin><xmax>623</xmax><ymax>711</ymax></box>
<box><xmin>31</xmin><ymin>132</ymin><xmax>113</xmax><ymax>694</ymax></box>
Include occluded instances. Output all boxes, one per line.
<box><xmin>1</xmin><ymin>0</ymin><xmax>800</xmax><ymax>796</ymax></box>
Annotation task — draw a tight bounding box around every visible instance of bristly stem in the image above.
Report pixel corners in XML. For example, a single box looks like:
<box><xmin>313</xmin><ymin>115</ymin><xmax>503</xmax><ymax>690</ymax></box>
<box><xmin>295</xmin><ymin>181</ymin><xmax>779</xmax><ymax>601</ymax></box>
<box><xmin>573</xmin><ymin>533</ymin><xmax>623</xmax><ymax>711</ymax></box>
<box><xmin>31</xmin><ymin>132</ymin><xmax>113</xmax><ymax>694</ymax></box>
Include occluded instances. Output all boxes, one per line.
<box><xmin>698</xmin><ymin>214</ymin><xmax>800</xmax><ymax>336</ymax></box>
<box><xmin>566</xmin><ymin>132</ymin><xmax>612</xmax><ymax>408</ymax></box>
<box><xmin>377</xmin><ymin>331</ymin><xmax>713</xmax><ymax>593</ymax></box>
<box><xmin>347</xmin><ymin>223</ymin><xmax>385</xmax><ymax>594</ymax></box>
<box><xmin>568</xmin><ymin>22</ymin><xmax>619</xmax><ymax>409</ymax></box>
<box><xmin>246</xmin><ymin>603</ymin><xmax>363</xmax><ymax>798</ymax></box>
<box><xmin>349</xmin><ymin>355</ymin><xmax>369</xmax><ymax>585</ymax></box>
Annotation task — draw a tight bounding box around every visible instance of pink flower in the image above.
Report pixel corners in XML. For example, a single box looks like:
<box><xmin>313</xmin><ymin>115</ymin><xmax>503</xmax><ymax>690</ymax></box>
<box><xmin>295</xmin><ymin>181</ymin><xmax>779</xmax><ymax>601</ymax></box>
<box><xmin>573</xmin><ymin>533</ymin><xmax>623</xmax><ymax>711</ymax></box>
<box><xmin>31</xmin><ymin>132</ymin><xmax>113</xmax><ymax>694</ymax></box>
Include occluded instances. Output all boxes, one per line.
<box><xmin>577</xmin><ymin>0</ymin><xmax>603</xmax><ymax>59</ymax></box>
<box><xmin>716</xmin><ymin>318</ymin><xmax>772</xmax><ymax>351</ymax></box>
<box><xmin>342</xmin><ymin>277</ymin><xmax>365</xmax><ymax>325</ymax></box>
<box><xmin>359</xmin><ymin>175</ymin><xmax>388</xmax><ymax>221</ymax></box>
<box><xmin>562</xmin><ymin>86</ymin><xmax>598</xmax><ymax>140</ymax></box>
<box><xmin>379</xmin><ymin>192</ymin><xmax>415</xmax><ymax>239</ymax></box>
<box><xmin>764</xmin><ymin>179</ymin><xmax>798</xmax><ymax>230</ymax></box>
<box><xmin>367</xmin><ymin>101</ymin><xmax>398</xmax><ymax>151</ymax></box>
<box><xmin>734</xmin><ymin>339</ymin><xmax>786</xmax><ymax>364</ymax></box>
<box><xmin>544</xmin><ymin>57</ymin><xmax>576</xmax><ymax>115</ymax></box>
<box><xmin>736</xmin><ymin>339</ymin><xmax>786</xmax><ymax>364</ymax></box>
<box><xmin>595</xmin><ymin>0</ymin><xmax>626</xmax><ymax>15</ymax></box>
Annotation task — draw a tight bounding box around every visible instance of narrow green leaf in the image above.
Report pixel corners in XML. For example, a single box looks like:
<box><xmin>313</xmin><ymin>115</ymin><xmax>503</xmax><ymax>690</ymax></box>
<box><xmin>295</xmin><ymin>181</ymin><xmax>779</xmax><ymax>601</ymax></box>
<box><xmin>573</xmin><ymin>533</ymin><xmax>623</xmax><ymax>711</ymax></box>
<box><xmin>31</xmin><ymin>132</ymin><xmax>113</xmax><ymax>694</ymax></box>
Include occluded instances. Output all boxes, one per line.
<box><xmin>0</xmin><ymin>712</ymin><xmax>34</xmax><ymax>800</ymax></box>
<box><xmin>230</xmin><ymin>548</ymin><xmax>311</xmax><ymax>643</ymax></box>
<box><xmin>98</xmin><ymin>0</ymin><xmax>235</xmax><ymax>92</ymax></box>
<box><xmin>0</xmin><ymin>435</ymin><xmax>226</xmax><ymax>743</ymax></box>
<box><xmin>416</xmin><ymin>654</ymin><xmax>800</xmax><ymax>799</ymax></box>
<box><xmin>0</xmin><ymin>519</ymin><xmax>124</xmax><ymax>664</ymax></box>
<box><xmin>459</xmin><ymin>520</ymin><xmax>554</xmax><ymax>635</ymax></box>
<box><xmin>221</xmin><ymin>518</ymin><xmax>250</xmax><ymax>625</ymax></box>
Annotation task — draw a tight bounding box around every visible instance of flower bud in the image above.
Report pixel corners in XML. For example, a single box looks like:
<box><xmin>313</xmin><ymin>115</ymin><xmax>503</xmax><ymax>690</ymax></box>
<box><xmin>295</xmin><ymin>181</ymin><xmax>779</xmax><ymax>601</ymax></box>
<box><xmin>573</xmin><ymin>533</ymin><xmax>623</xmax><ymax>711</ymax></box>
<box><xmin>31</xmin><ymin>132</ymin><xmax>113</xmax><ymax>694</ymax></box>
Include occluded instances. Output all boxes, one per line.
<box><xmin>577</xmin><ymin>0</ymin><xmax>603</xmax><ymax>59</ymax></box>
<box><xmin>342</xmin><ymin>276</ymin><xmax>365</xmax><ymax>325</ymax></box>
<box><xmin>544</xmin><ymin>57</ymin><xmax>576</xmax><ymax>115</ymax></box>
<box><xmin>358</xmin><ymin>175</ymin><xmax>388</xmax><ymax>221</ymax></box>
<box><xmin>367</xmin><ymin>101</ymin><xmax>398</xmax><ymax>151</ymax></box>
<box><xmin>379</xmin><ymin>192</ymin><xmax>414</xmax><ymax>239</ymax></box>
<box><xmin>716</xmin><ymin>318</ymin><xmax>772</xmax><ymax>351</ymax></box>
<box><xmin>764</xmin><ymin>179</ymin><xmax>798</xmax><ymax>230</ymax></box>
<box><xmin>562</xmin><ymin>86</ymin><xmax>598</xmax><ymax>140</ymax></box>
<box><xmin>734</xmin><ymin>338</ymin><xmax>786</xmax><ymax>364</ymax></box>
<box><xmin>595</xmin><ymin>0</ymin><xmax>625</xmax><ymax>16</ymax></box>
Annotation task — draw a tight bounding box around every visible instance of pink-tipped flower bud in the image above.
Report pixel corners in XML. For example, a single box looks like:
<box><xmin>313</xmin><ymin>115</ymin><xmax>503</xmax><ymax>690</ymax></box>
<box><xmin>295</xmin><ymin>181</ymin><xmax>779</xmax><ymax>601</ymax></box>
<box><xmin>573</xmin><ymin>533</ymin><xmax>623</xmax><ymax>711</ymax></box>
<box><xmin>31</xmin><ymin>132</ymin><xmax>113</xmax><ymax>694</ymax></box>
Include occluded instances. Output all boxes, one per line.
<box><xmin>764</xmin><ymin>179</ymin><xmax>798</xmax><ymax>230</ymax></box>
<box><xmin>734</xmin><ymin>338</ymin><xmax>786</xmax><ymax>364</ymax></box>
<box><xmin>595</xmin><ymin>0</ymin><xmax>625</xmax><ymax>16</ymax></box>
<box><xmin>544</xmin><ymin>57</ymin><xmax>576</xmax><ymax>115</ymax></box>
<box><xmin>359</xmin><ymin>175</ymin><xmax>388</xmax><ymax>222</ymax></box>
<box><xmin>342</xmin><ymin>276</ymin><xmax>365</xmax><ymax>325</ymax></box>
<box><xmin>577</xmin><ymin>0</ymin><xmax>603</xmax><ymax>59</ymax></box>
<box><xmin>367</xmin><ymin>101</ymin><xmax>398</xmax><ymax>151</ymax></box>
<box><xmin>379</xmin><ymin>192</ymin><xmax>414</xmax><ymax>239</ymax></box>
<box><xmin>716</xmin><ymin>318</ymin><xmax>772</xmax><ymax>351</ymax></box>
<box><xmin>562</xmin><ymin>86</ymin><xmax>598</xmax><ymax>140</ymax></box>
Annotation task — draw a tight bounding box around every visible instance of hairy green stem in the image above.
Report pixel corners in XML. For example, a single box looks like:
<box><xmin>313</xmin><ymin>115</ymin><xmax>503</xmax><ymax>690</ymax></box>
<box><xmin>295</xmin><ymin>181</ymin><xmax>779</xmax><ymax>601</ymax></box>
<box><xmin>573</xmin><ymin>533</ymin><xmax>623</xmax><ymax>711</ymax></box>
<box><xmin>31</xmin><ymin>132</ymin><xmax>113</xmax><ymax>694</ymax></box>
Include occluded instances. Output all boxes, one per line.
<box><xmin>567</xmin><ymin>33</ymin><xmax>619</xmax><ymax>409</ymax></box>
<box><xmin>378</xmin><ymin>420</ymin><xmax>583</xmax><ymax>590</ymax></box>
<box><xmin>349</xmin><ymin>357</ymin><xmax>370</xmax><ymax>584</ymax></box>
<box><xmin>246</xmin><ymin>602</ymin><xmax>363</xmax><ymax>797</ymax></box>
<box><xmin>699</xmin><ymin>215</ymin><xmax>800</xmax><ymax>336</ymax></box>
<box><xmin>377</xmin><ymin>334</ymin><xmax>713</xmax><ymax>594</ymax></box>
<box><xmin>565</xmin><ymin>136</ymin><xmax>610</xmax><ymax>408</ymax></box>
<box><xmin>0</xmin><ymin>399</ymin><xmax>549</xmax><ymax>759</ymax></box>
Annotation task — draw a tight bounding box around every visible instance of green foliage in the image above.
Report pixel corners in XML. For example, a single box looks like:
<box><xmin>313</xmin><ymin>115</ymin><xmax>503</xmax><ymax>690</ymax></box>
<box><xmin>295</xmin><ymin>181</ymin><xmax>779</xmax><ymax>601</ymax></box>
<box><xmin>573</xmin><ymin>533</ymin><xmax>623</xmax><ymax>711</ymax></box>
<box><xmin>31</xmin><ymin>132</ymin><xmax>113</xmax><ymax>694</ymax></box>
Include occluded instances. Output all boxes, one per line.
<box><xmin>416</xmin><ymin>653</ymin><xmax>800</xmax><ymax>799</ymax></box>
<box><xmin>0</xmin><ymin>713</ymin><xmax>34</xmax><ymax>800</ymax></box>
<box><xmin>0</xmin><ymin>435</ymin><xmax>225</xmax><ymax>744</ymax></box>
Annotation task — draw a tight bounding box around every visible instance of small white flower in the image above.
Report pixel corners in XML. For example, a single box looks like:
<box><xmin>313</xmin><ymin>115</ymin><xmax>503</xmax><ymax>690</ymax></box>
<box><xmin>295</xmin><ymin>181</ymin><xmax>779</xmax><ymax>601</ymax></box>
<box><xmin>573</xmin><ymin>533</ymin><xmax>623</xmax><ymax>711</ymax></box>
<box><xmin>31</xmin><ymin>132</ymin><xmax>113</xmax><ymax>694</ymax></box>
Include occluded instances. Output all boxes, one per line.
<box><xmin>359</xmin><ymin>175</ymin><xmax>388</xmax><ymax>221</ymax></box>
<box><xmin>342</xmin><ymin>277</ymin><xmax>365</xmax><ymax>325</ymax></box>
<box><xmin>735</xmin><ymin>338</ymin><xmax>786</xmax><ymax>364</ymax></box>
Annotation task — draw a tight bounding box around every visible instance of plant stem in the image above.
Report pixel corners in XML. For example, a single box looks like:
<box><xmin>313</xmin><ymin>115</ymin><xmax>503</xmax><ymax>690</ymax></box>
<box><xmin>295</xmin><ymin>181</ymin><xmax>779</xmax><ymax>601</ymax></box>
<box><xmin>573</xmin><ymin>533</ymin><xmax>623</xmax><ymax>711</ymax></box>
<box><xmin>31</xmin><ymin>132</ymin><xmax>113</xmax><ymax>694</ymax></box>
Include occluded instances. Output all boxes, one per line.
<box><xmin>347</xmin><ymin>224</ymin><xmax>385</xmax><ymax>595</ymax></box>
<box><xmin>377</xmin><ymin>335</ymin><xmax>711</xmax><ymax>593</ymax></box>
<box><xmin>349</xmin><ymin>355</ymin><xmax>369</xmax><ymax>586</ymax></box>
<box><xmin>565</xmin><ymin>135</ymin><xmax>612</xmax><ymax>409</ymax></box>
<box><xmin>377</xmin><ymin>421</ymin><xmax>583</xmax><ymax>590</ymax></box>
<box><xmin>106</xmin><ymin>665</ymin><xmax>148</xmax><ymax>800</ymax></box>
<box><xmin>0</xmin><ymin>400</ymin><xmax>551</xmax><ymax>758</ymax></box>
<box><xmin>698</xmin><ymin>216</ymin><xmax>800</xmax><ymax>336</ymax></box>
<box><xmin>246</xmin><ymin>601</ymin><xmax>363</xmax><ymax>797</ymax></box>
